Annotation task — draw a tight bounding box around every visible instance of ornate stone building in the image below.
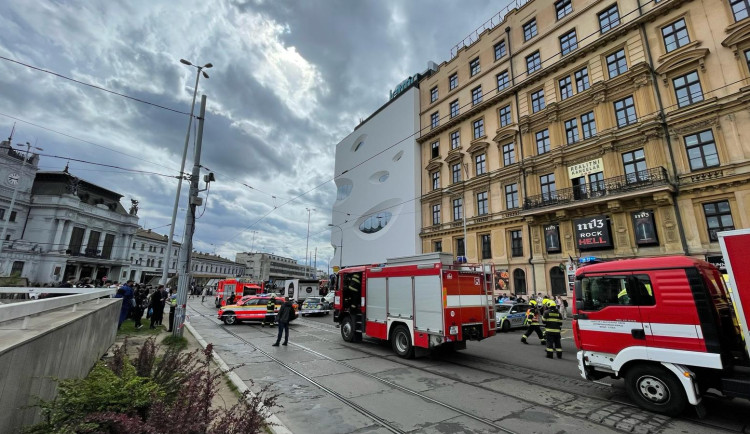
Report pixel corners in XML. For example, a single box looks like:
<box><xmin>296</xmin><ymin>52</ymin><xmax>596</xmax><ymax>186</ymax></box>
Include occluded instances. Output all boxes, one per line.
<box><xmin>419</xmin><ymin>0</ymin><xmax>750</xmax><ymax>296</ymax></box>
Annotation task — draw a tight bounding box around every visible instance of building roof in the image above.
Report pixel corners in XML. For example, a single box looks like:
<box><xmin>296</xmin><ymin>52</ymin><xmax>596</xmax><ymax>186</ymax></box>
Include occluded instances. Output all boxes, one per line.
<box><xmin>32</xmin><ymin>171</ymin><xmax>129</xmax><ymax>215</ymax></box>
<box><xmin>135</xmin><ymin>228</ymin><xmax>180</xmax><ymax>245</ymax></box>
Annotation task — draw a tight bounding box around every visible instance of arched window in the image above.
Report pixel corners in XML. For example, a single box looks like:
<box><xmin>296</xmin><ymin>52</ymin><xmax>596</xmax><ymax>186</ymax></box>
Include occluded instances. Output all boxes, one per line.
<box><xmin>513</xmin><ymin>269</ymin><xmax>526</xmax><ymax>294</ymax></box>
<box><xmin>550</xmin><ymin>267</ymin><xmax>565</xmax><ymax>296</ymax></box>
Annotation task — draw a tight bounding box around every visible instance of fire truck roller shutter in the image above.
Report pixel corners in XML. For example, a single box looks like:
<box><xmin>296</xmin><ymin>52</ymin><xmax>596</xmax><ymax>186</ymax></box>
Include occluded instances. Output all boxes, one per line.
<box><xmin>367</xmin><ymin>277</ymin><xmax>387</xmax><ymax>323</ymax></box>
<box><xmin>414</xmin><ymin>275</ymin><xmax>443</xmax><ymax>334</ymax></box>
<box><xmin>388</xmin><ymin>276</ymin><xmax>414</xmax><ymax>319</ymax></box>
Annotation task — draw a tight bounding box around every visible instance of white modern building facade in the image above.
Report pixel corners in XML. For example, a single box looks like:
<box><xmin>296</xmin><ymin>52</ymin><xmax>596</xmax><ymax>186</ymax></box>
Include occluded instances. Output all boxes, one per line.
<box><xmin>330</xmin><ymin>71</ymin><xmax>432</xmax><ymax>268</ymax></box>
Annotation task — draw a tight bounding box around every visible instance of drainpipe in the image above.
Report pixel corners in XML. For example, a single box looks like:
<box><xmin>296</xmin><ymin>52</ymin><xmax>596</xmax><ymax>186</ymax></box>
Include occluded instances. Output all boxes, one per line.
<box><xmin>637</xmin><ymin>3</ymin><xmax>689</xmax><ymax>254</ymax></box>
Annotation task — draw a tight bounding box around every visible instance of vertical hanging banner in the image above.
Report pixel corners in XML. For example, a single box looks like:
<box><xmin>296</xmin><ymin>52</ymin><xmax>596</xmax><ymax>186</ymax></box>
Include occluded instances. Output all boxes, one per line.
<box><xmin>574</xmin><ymin>215</ymin><xmax>613</xmax><ymax>250</ymax></box>
<box><xmin>631</xmin><ymin>210</ymin><xmax>659</xmax><ymax>246</ymax></box>
<box><xmin>544</xmin><ymin>224</ymin><xmax>561</xmax><ymax>253</ymax></box>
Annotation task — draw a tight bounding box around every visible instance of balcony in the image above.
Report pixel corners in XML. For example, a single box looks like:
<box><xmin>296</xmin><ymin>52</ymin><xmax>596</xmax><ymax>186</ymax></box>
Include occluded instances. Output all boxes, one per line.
<box><xmin>524</xmin><ymin>167</ymin><xmax>670</xmax><ymax>210</ymax></box>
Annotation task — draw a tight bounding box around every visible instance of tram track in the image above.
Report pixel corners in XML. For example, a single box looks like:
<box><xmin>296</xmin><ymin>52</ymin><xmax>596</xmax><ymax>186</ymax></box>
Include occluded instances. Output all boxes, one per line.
<box><xmin>190</xmin><ymin>306</ymin><xmax>743</xmax><ymax>433</ymax></box>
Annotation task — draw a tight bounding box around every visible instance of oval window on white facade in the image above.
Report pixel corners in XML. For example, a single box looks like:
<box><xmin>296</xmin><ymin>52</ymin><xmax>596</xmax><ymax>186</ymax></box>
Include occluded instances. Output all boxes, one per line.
<box><xmin>369</xmin><ymin>170</ymin><xmax>389</xmax><ymax>184</ymax></box>
<box><xmin>336</xmin><ymin>180</ymin><xmax>353</xmax><ymax>200</ymax></box>
<box><xmin>359</xmin><ymin>211</ymin><xmax>392</xmax><ymax>234</ymax></box>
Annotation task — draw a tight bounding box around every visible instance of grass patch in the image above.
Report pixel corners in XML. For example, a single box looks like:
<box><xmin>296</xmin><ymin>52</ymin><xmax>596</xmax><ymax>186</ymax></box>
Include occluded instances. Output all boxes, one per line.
<box><xmin>117</xmin><ymin>320</ymin><xmax>162</xmax><ymax>336</ymax></box>
<box><xmin>225</xmin><ymin>377</ymin><xmax>240</xmax><ymax>398</ymax></box>
<box><xmin>162</xmin><ymin>335</ymin><xmax>188</xmax><ymax>351</ymax></box>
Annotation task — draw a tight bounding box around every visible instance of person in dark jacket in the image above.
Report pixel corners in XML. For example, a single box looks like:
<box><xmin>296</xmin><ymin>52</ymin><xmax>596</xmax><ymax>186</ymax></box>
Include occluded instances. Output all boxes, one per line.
<box><xmin>272</xmin><ymin>298</ymin><xmax>295</xmax><ymax>346</ymax></box>
<box><xmin>150</xmin><ymin>285</ymin><xmax>166</xmax><ymax>329</ymax></box>
<box><xmin>542</xmin><ymin>301</ymin><xmax>563</xmax><ymax>358</ymax></box>
<box><xmin>263</xmin><ymin>296</ymin><xmax>276</xmax><ymax>327</ymax></box>
<box><xmin>132</xmin><ymin>286</ymin><xmax>147</xmax><ymax>330</ymax></box>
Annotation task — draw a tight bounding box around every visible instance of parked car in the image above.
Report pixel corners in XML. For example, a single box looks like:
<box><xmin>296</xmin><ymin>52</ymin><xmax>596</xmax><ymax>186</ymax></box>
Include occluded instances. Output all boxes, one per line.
<box><xmin>495</xmin><ymin>303</ymin><xmax>530</xmax><ymax>332</ymax></box>
<box><xmin>217</xmin><ymin>295</ymin><xmax>298</xmax><ymax>325</ymax></box>
<box><xmin>300</xmin><ymin>296</ymin><xmax>329</xmax><ymax>316</ymax></box>
<box><xmin>323</xmin><ymin>292</ymin><xmax>334</xmax><ymax>309</ymax></box>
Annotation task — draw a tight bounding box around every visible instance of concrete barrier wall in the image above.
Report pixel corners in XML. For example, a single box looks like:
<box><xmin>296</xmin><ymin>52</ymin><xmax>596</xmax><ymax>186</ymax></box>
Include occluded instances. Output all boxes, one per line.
<box><xmin>0</xmin><ymin>298</ymin><xmax>121</xmax><ymax>433</ymax></box>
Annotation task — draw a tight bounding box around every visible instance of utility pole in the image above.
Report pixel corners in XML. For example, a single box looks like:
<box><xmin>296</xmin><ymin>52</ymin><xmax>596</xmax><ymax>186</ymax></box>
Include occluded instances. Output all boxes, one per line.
<box><xmin>305</xmin><ymin>207</ymin><xmax>314</xmax><ymax>277</ymax></box>
<box><xmin>173</xmin><ymin>95</ymin><xmax>209</xmax><ymax>337</ymax></box>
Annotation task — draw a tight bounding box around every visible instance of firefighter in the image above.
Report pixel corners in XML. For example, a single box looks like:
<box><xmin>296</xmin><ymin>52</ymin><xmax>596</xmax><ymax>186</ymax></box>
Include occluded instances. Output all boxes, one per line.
<box><xmin>543</xmin><ymin>301</ymin><xmax>563</xmax><ymax>358</ymax></box>
<box><xmin>521</xmin><ymin>299</ymin><xmax>546</xmax><ymax>345</ymax></box>
<box><xmin>263</xmin><ymin>296</ymin><xmax>276</xmax><ymax>327</ymax></box>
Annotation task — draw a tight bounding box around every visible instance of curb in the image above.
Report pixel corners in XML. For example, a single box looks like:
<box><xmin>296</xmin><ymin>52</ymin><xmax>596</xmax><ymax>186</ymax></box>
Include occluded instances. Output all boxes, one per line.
<box><xmin>184</xmin><ymin>322</ymin><xmax>292</xmax><ymax>434</ymax></box>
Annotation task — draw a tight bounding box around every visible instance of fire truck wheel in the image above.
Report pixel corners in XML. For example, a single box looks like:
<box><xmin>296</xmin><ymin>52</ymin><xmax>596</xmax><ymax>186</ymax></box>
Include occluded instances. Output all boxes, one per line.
<box><xmin>223</xmin><ymin>312</ymin><xmax>237</xmax><ymax>325</ymax></box>
<box><xmin>391</xmin><ymin>325</ymin><xmax>415</xmax><ymax>359</ymax></box>
<box><xmin>624</xmin><ymin>364</ymin><xmax>687</xmax><ymax>416</ymax></box>
<box><xmin>340</xmin><ymin>316</ymin><xmax>355</xmax><ymax>342</ymax></box>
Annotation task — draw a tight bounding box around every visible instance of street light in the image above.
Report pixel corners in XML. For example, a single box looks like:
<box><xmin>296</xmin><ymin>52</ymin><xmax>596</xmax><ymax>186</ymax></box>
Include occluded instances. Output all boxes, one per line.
<box><xmin>0</xmin><ymin>142</ymin><xmax>43</xmax><ymax>274</ymax></box>
<box><xmin>161</xmin><ymin>58</ymin><xmax>213</xmax><ymax>285</ymax></box>
<box><xmin>328</xmin><ymin>223</ymin><xmax>343</xmax><ymax>270</ymax></box>
<box><xmin>305</xmin><ymin>208</ymin><xmax>315</xmax><ymax>277</ymax></box>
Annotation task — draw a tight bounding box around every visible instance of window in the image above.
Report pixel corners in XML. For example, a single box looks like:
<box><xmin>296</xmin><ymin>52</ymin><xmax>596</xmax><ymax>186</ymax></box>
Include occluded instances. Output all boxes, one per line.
<box><xmin>606</xmin><ymin>49</ymin><xmax>628</xmax><ymax>78</ymax></box>
<box><xmin>730</xmin><ymin>0</ymin><xmax>749</xmax><ymax>21</ymax></box>
<box><xmin>541</xmin><ymin>173</ymin><xmax>556</xmax><ymax>201</ymax></box>
<box><xmin>449</xmin><ymin>73</ymin><xmax>458</xmax><ymax>90</ymax></box>
<box><xmin>622</xmin><ymin>148</ymin><xmax>647</xmax><ymax>183</ymax></box>
<box><xmin>432</xmin><ymin>204</ymin><xmax>441</xmax><ymax>225</ymax></box>
<box><xmin>481</xmin><ymin>234</ymin><xmax>492</xmax><ymax>259</ymax></box>
<box><xmin>556</xmin><ymin>0</ymin><xmax>573</xmax><ymax>19</ymax></box>
<box><xmin>527</xmin><ymin>51</ymin><xmax>542</xmax><ymax>74</ymax></box>
<box><xmin>499</xmin><ymin>105</ymin><xmax>512</xmax><ymax>127</ymax></box>
<box><xmin>523</xmin><ymin>19</ymin><xmax>538</xmax><ymax>41</ymax></box>
<box><xmin>575</xmin><ymin>67</ymin><xmax>590</xmax><ymax>92</ymax></box>
<box><xmin>511</xmin><ymin>230</ymin><xmax>523</xmax><ymax>257</ymax></box>
<box><xmin>431</xmin><ymin>141</ymin><xmax>440</xmax><ymax>159</ymax></box>
<box><xmin>684</xmin><ymin>130</ymin><xmax>719</xmax><ymax>171</ymax></box>
<box><xmin>564</xmin><ymin>118</ymin><xmax>579</xmax><ymax>144</ymax></box>
<box><xmin>505</xmin><ymin>183</ymin><xmax>519</xmax><ymax>209</ymax></box>
<box><xmin>472</xmin><ymin>86</ymin><xmax>483</xmax><ymax>105</ymax></box>
<box><xmin>560</xmin><ymin>30</ymin><xmax>578</xmax><ymax>55</ymax></box>
<box><xmin>431</xmin><ymin>171</ymin><xmax>440</xmax><ymax>190</ymax></box>
<box><xmin>456</xmin><ymin>238</ymin><xmax>465</xmax><ymax>256</ymax></box>
<box><xmin>450</xmin><ymin>100</ymin><xmax>459</xmax><ymax>118</ymax></box>
<box><xmin>559</xmin><ymin>76</ymin><xmax>573</xmax><ymax>100</ymax></box>
<box><xmin>450</xmin><ymin>130</ymin><xmax>461</xmax><ymax>149</ymax></box>
<box><xmin>662</xmin><ymin>19</ymin><xmax>689</xmax><ymax>53</ymax></box>
<box><xmin>102</xmin><ymin>234</ymin><xmax>115</xmax><ymax>259</ymax></box>
<box><xmin>9</xmin><ymin>211</ymin><xmax>16</xmax><ymax>222</ymax></box>
<box><xmin>589</xmin><ymin>172</ymin><xmax>605</xmax><ymax>194</ymax></box>
<box><xmin>452</xmin><ymin>163</ymin><xmax>462</xmax><ymax>183</ymax></box>
<box><xmin>69</xmin><ymin>227</ymin><xmax>85</xmax><ymax>254</ymax></box>
<box><xmin>86</xmin><ymin>231</ymin><xmax>101</xmax><ymax>254</ymax></box>
<box><xmin>580</xmin><ymin>275</ymin><xmax>656</xmax><ymax>310</ymax></box>
<box><xmin>434</xmin><ymin>240</ymin><xmax>442</xmax><ymax>252</ymax></box>
<box><xmin>430</xmin><ymin>86</ymin><xmax>438</xmax><ymax>103</ymax></box>
<box><xmin>502</xmin><ymin>143</ymin><xmax>516</xmax><ymax>166</ymax></box>
<box><xmin>745</xmin><ymin>49</ymin><xmax>750</xmax><ymax>72</ymax></box>
<box><xmin>614</xmin><ymin>96</ymin><xmax>637</xmax><ymax>127</ymax></box>
<box><xmin>453</xmin><ymin>198</ymin><xmax>463</xmax><ymax>221</ymax></box>
<box><xmin>673</xmin><ymin>71</ymin><xmax>703</xmax><ymax>107</ymax></box>
<box><xmin>477</xmin><ymin>191</ymin><xmax>488</xmax><ymax>215</ymax></box>
<box><xmin>470</xmin><ymin>57</ymin><xmax>480</xmax><ymax>76</ymax></box>
<box><xmin>513</xmin><ymin>269</ymin><xmax>527</xmax><ymax>294</ymax></box>
<box><xmin>494</xmin><ymin>41</ymin><xmax>507</xmax><ymax>60</ymax></box>
<box><xmin>599</xmin><ymin>4</ymin><xmax>620</xmax><ymax>33</ymax></box>
<box><xmin>536</xmin><ymin>129</ymin><xmax>551</xmax><ymax>154</ymax></box>
<box><xmin>359</xmin><ymin>211</ymin><xmax>392</xmax><ymax>234</ymax></box>
<box><xmin>475</xmin><ymin>153</ymin><xmax>486</xmax><ymax>175</ymax></box>
<box><xmin>497</xmin><ymin>70</ymin><xmax>510</xmax><ymax>90</ymax></box>
<box><xmin>531</xmin><ymin>89</ymin><xmax>545</xmax><ymax>113</ymax></box>
<box><xmin>11</xmin><ymin>261</ymin><xmax>24</xmax><ymax>276</ymax></box>
<box><xmin>581</xmin><ymin>111</ymin><xmax>597</xmax><ymax>139</ymax></box>
<box><xmin>132</xmin><ymin>242</ymin><xmax>136</xmax><ymax>249</ymax></box>
<box><xmin>473</xmin><ymin>118</ymin><xmax>485</xmax><ymax>139</ymax></box>
<box><xmin>704</xmin><ymin>201</ymin><xmax>734</xmax><ymax>241</ymax></box>
<box><xmin>431</xmin><ymin>112</ymin><xmax>439</xmax><ymax>128</ymax></box>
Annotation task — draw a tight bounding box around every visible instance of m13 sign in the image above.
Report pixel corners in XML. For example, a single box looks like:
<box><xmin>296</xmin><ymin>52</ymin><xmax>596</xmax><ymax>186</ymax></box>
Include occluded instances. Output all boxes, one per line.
<box><xmin>574</xmin><ymin>215</ymin><xmax>613</xmax><ymax>250</ymax></box>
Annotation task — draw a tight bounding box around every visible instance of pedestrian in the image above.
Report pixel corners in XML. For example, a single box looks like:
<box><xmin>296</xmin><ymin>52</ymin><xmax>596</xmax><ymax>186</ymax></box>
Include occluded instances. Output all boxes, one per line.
<box><xmin>263</xmin><ymin>296</ymin><xmax>276</xmax><ymax>327</ymax></box>
<box><xmin>543</xmin><ymin>301</ymin><xmax>563</xmax><ymax>358</ymax></box>
<box><xmin>150</xmin><ymin>285</ymin><xmax>166</xmax><ymax>329</ymax></box>
<box><xmin>201</xmin><ymin>286</ymin><xmax>208</xmax><ymax>303</ymax></box>
<box><xmin>132</xmin><ymin>285</ymin><xmax>147</xmax><ymax>330</ymax></box>
<box><xmin>114</xmin><ymin>280</ymin><xmax>135</xmax><ymax>329</ymax></box>
<box><xmin>272</xmin><ymin>297</ymin><xmax>295</xmax><ymax>346</ymax></box>
<box><xmin>521</xmin><ymin>298</ymin><xmax>546</xmax><ymax>345</ymax></box>
<box><xmin>167</xmin><ymin>289</ymin><xmax>177</xmax><ymax>332</ymax></box>
<box><xmin>555</xmin><ymin>295</ymin><xmax>567</xmax><ymax>320</ymax></box>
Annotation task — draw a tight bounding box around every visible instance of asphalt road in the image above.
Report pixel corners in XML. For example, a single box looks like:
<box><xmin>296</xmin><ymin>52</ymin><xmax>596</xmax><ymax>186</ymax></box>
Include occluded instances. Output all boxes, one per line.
<box><xmin>188</xmin><ymin>299</ymin><xmax>750</xmax><ymax>434</ymax></box>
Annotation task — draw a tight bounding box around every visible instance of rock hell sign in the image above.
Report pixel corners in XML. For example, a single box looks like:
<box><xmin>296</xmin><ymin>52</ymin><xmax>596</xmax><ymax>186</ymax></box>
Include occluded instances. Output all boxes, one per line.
<box><xmin>574</xmin><ymin>215</ymin><xmax>613</xmax><ymax>250</ymax></box>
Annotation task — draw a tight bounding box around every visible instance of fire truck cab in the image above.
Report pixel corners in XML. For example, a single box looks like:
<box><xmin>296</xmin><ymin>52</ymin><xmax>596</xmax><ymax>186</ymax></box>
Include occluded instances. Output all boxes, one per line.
<box><xmin>573</xmin><ymin>231</ymin><xmax>750</xmax><ymax>416</ymax></box>
<box><xmin>333</xmin><ymin>253</ymin><xmax>496</xmax><ymax>358</ymax></box>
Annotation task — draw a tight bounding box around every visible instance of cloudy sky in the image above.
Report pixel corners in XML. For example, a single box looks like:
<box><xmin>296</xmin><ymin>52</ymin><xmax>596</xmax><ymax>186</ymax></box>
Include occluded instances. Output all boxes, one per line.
<box><xmin>0</xmin><ymin>0</ymin><xmax>505</xmax><ymax>271</ymax></box>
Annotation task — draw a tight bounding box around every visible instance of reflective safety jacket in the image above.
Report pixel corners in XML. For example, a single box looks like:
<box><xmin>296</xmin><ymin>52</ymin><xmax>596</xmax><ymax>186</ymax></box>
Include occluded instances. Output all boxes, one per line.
<box><xmin>543</xmin><ymin>309</ymin><xmax>563</xmax><ymax>334</ymax></box>
<box><xmin>524</xmin><ymin>308</ymin><xmax>540</xmax><ymax>326</ymax></box>
<box><xmin>267</xmin><ymin>300</ymin><xmax>276</xmax><ymax>314</ymax></box>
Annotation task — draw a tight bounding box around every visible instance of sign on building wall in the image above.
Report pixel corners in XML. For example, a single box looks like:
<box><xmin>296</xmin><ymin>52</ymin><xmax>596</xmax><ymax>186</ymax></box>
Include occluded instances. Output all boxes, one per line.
<box><xmin>389</xmin><ymin>73</ymin><xmax>421</xmax><ymax>100</ymax></box>
<box><xmin>574</xmin><ymin>215</ymin><xmax>613</xmax><ymax>250</ymax></box>
<box><xmin>631</xmin><ymin>210</ymin><xmax>659</xmax><ymax>246</ymax></box>
<box><xmin>567</xmin><ymin>158</ymin><xmax>604</xmax><ymax>179</ymax></box>
<box><xmin>544</xmin><ymin>223</ymin><xmax>561</xmax><ymax>253</ymax></box>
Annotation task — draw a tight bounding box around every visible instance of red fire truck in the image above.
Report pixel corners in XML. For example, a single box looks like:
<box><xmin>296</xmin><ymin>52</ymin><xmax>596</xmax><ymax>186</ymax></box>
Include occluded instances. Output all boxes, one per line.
<box><xmin>214</xmin><ymin>279</ymin><xmax>263</xmax><ymax>308</ymax></box>
<box><xmin>572</xmin><ymin>228</ymin><xmax>750</xmax><ymax>416</ymax></box>
<box><xmin>333</xmin><ymin>253</ymin><xmax>496</xmax><ymax>358</ymax></box>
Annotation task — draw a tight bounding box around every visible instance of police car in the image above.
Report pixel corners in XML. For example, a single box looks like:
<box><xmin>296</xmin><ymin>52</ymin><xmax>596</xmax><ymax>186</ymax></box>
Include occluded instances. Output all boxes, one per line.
<box><xmin>495</xmin><ymin>302</ymin><xmax>531</xmax><ymax>332</ymax></box>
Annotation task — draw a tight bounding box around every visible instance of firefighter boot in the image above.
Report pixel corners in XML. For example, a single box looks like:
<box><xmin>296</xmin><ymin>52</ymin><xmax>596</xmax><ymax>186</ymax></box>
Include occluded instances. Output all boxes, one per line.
<box><xmin>546</xmin><ymin>352</ymin><xmax>553</xmax><ymax>359</ymax></box>
<box><xmin>557</xmin><ymin>352</ymin><xmax>562</xmax><ymax>359</ymax></box>
<box><xmin>521</xmin><ymin>336</ymin><xmax>528</xmax><ymax>345</ymax></box>
<box><xmin>541</xmin><ymin>340</ymin><xmax>546</xmax><ymax>345</ymax></box>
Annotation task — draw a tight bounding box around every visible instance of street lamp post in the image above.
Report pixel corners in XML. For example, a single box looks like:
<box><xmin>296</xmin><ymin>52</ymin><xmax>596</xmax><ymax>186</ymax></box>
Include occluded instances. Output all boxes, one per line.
<box><xmin>328</xmin><ymin>223</ymin><xmax>343</xmax><ymax>270</ymax></box>
<box><xmin>305</xmin><ymin>208</ymin><xmax>315</xmax><ymax>277</ymax></box>
<box><xmin>161</xmin><ymin>58</ymin><xmax>212</xmax><ymax>286</ymax></box>
<box><xmin>0</xmin><ymin>142</ymin><xmax>42</xmax><ymax>275</ymax></box>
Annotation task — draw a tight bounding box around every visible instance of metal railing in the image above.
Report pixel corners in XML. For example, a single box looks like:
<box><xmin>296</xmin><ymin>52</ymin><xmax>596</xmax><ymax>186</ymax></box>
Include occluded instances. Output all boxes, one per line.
<box><xmin>0</xmin><ymin>288</ymin><xmax>116</xmax><ymax>325</ymax></box>
<box><xmin>450</xmin><ymin>0</ymin><xmax>531</xmax><ymax>59</ymax></box>
<box><xmin>524</xmin><ymin>167</ymin><xmax>670</xmax><ymax>210</ymax></box>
